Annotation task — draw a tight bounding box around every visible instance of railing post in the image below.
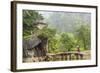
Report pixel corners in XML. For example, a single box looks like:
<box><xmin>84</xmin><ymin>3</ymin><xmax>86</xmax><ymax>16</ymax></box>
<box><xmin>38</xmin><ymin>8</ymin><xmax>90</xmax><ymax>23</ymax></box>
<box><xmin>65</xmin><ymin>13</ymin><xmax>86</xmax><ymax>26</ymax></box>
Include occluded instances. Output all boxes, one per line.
<box><xmin>69</xmin><ymin>53</ymin><xmax>72</xmax><ymax>60</ymax></box>
<box><xmin>76</xmin><ymin>54</ymin><xmax>79</xmax><ymax>60</ymax></box>
<box><xmin>80</xmin><ymin>54</ymin><xmax>83</xmax><ymax>59</ymax></box>
<box><xmin>65</xmin><ymin>54</ymin><xmax>68</xmax><ymax>60</ymax></box>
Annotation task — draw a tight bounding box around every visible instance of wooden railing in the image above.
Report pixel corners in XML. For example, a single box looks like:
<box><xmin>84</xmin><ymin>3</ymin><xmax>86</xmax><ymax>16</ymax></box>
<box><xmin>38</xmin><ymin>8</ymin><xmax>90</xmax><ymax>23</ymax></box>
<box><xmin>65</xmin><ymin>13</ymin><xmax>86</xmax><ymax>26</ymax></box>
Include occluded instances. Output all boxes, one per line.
<box><xmin>31</xmin><ymin>52</ymin><xmax>84</xmax><ymax>62</ymax></box>
<box><xmin>45</xmin><ymin>52</ymin><xmax>84</xmax><ymax>61</ymax></box>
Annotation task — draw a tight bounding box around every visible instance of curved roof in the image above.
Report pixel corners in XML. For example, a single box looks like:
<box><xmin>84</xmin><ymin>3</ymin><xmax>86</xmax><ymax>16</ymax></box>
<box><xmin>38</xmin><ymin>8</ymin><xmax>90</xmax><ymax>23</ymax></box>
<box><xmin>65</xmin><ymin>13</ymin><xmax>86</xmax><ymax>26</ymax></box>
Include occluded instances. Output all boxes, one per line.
<box><xmin>23</xmin><ymin>36</ymin><xmax>41</xmax><ymax>50</ymax></box>
<box><xmin>33</xmin><ymin>20</ymin><xmax>47</xmax><ymax>25</ymax></box>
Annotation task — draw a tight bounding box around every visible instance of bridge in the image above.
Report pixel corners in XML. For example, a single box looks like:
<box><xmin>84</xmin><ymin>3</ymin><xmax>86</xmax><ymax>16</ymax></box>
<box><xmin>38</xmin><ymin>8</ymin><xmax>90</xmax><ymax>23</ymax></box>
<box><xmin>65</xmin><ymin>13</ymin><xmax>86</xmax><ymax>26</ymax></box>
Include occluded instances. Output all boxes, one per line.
<box><xmin>46</xmin><ymin>52</ymin><xmax>84</xmax><ymax>61</ymax></box>
<box><xmin>31</xmin><ymin>52</ymin><xmax>85</xmax><ymax>62</ymax></box>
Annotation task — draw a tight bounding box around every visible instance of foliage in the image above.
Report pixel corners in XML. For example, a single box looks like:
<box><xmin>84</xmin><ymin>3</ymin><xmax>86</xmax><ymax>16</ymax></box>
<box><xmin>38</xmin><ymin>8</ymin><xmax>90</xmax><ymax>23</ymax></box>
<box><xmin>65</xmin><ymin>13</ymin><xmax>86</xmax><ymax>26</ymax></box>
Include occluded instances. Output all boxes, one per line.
<box><xmin>23</xmin><ymin>10</ymin><xmax>91</xmax><ymax>54</ymax></box>
<box><xmin>39</xmin><ymin>27</ymin><xmax>56</xmax><ymax>39</ymax></box>
<box><xmin>48</xmin><ymin>34</ymin><xmax>62</xmax><ymax>53</ymax></box>
<box><xmin>75</xmin><ymin>24</ymin><xmax>91</xmax><ymax>50</ymax></box>
<box><xmin>60</xmin><ymin>33</ymin><xmax>75</xmax><ymax>51</ymax></box>
<box><xmin>48</xmin><ymin>37</ymin><xmax>59</xmax><ymax>53</ymax></box>
<box><xmin>23</xmin><ymin>10</ymin><xmax>44</xmax><ymax>37</ymax></box>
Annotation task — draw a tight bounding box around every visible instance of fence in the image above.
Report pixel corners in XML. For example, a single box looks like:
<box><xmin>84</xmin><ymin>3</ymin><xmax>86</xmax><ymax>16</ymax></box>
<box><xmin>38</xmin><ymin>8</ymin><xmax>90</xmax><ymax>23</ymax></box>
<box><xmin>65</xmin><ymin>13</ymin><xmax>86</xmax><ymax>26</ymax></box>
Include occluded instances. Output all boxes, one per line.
<box><xmin>46</xmin><ymin>52</ymin><xmax>84</xmax><ymax>61</ymax></box>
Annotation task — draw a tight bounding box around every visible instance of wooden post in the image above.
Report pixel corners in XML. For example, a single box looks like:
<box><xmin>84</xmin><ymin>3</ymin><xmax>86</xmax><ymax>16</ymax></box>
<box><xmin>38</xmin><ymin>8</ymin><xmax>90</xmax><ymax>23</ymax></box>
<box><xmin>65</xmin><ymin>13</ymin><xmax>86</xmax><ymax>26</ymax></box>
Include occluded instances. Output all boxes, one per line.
<box><xmin>80</xmin><ymin>54</ymin><xmax>83</xmax><ymax>60</ymax></box>
<box><xmin>65</xmin><ymin>54</ymin><xmax>68</xmax><ymax>60</ymax></box>
<box><xmin>69</xmin><ymin>53</ymin><xmax>72</xmax><ymax>60</ymax></box>
<box><xmin>76</xmin><ymin>54</ymin><xmax>79</xmax><ymax>60</ymax></box>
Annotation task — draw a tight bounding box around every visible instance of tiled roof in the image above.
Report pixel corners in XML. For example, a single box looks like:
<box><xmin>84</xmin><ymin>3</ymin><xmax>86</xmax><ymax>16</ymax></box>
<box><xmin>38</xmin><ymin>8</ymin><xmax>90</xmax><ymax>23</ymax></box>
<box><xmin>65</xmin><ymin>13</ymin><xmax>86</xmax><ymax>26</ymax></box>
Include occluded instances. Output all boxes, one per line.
<box><xmin>23</xmin><ymin>36</ymin><xmax>41</xmax><ymax>50</ymax></box>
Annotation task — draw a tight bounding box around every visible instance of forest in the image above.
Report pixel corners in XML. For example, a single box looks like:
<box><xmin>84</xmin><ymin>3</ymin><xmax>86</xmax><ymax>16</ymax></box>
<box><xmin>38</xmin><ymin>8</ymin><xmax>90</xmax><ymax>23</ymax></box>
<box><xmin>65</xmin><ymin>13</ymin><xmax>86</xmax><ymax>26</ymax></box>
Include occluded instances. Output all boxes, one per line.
<box><xmin>23</xmin><ymin>10</ymin><xmax>91</xmax><ymax>62</ymax></box>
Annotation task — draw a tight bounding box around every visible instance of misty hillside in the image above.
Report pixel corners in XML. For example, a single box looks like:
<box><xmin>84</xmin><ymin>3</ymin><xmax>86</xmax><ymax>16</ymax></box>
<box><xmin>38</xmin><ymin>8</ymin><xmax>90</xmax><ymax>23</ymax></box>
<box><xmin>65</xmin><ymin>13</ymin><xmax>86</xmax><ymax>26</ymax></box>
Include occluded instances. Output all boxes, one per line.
<box><xmin>39</xmin><ymin>11</ymin><xmax>91</xmax><ymax>33</ymax></box>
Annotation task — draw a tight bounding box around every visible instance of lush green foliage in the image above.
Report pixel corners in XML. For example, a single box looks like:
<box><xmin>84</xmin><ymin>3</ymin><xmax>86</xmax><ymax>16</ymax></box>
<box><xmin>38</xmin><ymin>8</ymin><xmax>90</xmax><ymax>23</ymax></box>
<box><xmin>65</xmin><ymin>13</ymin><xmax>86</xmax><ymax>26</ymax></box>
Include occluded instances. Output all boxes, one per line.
<box><xmin>23</xmin><ymin>10</ymin><xmax>91</xmax><ymax>54</ymax></box>
<box><xmin>60</xmin><ymin>33</ymin><xmax>75</xmax><ymax>51</ymax></box>
<box><xmin>39</xmin><ymin>28</ymin><xmax>56</xmax><ymax>39</ymax></box>
<box><xmin>23</xmin><ymin>10</ymin><xmax>44</xmax><ymax>37</ymax></box>
<box><xmin>75</xmin><ymin>24</ymin><xmax>91</xmax><ymax>50</ymax></box>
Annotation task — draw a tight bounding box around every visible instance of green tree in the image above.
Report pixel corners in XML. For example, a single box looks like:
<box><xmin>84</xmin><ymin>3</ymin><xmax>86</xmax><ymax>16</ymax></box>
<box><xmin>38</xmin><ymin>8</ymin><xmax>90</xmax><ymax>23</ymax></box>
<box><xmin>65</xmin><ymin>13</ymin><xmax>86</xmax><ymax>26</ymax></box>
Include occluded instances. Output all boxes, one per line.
<box><xmin>39</xmin><ymin>27</ymin><xmax>56</xmax><ymax>39</ymax></box>
<box><xmin>23</xmin><ymin>10</ymin><xmax>44</xmax><ymax>37</ymax></box>
<box><xmin>75</xmin><ymin>24</ymin><xmax>91</xmax><ymax>50</ymax></box>
<box><xmin>60</xmin><ymin>33</ymin><xmax>75</xmax><ymax>51</ymax></box>
<box><xmin>48</xmin><ymin>37</ymin><xmax>60</xmax><ymax>53</ymax></box>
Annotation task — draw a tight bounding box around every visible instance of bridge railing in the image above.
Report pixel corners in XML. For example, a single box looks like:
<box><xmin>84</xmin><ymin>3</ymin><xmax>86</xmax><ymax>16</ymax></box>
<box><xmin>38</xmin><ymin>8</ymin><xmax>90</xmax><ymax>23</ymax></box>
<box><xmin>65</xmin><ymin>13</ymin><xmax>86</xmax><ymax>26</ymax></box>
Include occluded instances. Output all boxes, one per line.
<box><xmin>31</xmin><ymin>52</ymin><xmax>85</xmax><ymax>62</ymax></box>
<box><xmin>46</xmin><ymin>52</ymin><xmax>84</xmax><ymax>61</ymax></box>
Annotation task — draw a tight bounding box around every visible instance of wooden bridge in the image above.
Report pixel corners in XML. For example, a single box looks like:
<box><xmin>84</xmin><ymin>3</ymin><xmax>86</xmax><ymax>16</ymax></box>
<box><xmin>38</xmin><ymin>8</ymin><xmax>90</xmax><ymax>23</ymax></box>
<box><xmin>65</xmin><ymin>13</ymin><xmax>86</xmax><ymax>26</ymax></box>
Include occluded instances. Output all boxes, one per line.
<box><xmin>46</xmin><ymin>52</ymin><xmax>84</xmax><ymax>61</ymax></box>
<box><xmin>31</xmin><ymin>52</ymin><xmax>85</xmax><ymax>62</ymax></box>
